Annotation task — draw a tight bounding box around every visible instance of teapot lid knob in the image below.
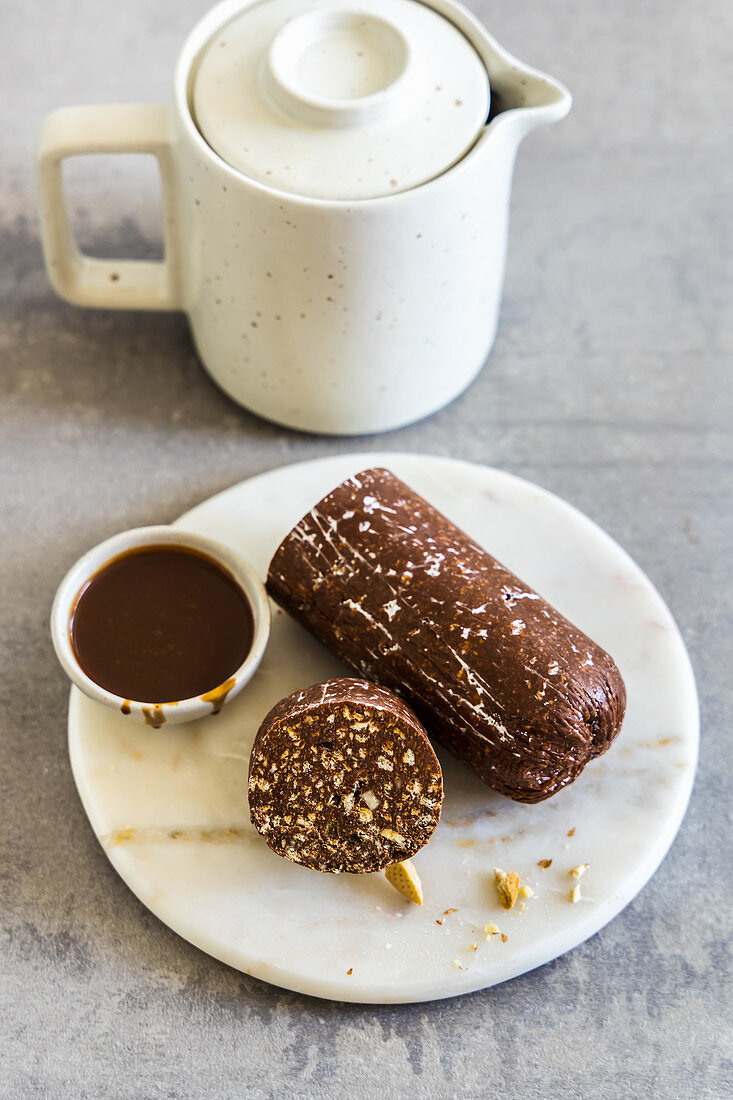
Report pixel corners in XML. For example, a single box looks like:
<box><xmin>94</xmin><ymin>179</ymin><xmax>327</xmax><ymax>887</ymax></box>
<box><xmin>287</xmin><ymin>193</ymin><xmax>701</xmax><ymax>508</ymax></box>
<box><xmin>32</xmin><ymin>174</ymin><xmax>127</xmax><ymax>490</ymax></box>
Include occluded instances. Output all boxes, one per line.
<box><xmin>263</xmin><ymin>9</ymin><xmax>416</xmax><ymax>128</ymax></box>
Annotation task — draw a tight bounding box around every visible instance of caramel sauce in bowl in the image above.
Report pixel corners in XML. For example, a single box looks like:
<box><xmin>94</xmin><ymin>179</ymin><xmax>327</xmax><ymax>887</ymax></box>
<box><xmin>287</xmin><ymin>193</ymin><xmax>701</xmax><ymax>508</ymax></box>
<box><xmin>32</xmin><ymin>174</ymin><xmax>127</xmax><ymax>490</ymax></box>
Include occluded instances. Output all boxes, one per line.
<box><xmin>51</xmin><ymin>526</ymin><xmax>271</xmax><ymax>727</ymax></box>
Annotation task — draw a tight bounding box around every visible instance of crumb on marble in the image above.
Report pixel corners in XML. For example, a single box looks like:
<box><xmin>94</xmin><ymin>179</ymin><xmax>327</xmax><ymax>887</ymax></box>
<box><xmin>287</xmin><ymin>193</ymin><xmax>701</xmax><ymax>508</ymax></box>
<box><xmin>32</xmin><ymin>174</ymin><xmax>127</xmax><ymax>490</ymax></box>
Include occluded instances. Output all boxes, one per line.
<box><xmin>385</xmin><ymin>859</ymin><xmax>423</xmax><ymax>905</ymax></box>
<box><xmin>569</xmin><ymin>863</ymin><xmax>589</xmax><ymax>879</ymax></box>
<box><xmin>494</xmin><ymin>867</ymin><xmax>520</xmax><ymax>910</ymax></box>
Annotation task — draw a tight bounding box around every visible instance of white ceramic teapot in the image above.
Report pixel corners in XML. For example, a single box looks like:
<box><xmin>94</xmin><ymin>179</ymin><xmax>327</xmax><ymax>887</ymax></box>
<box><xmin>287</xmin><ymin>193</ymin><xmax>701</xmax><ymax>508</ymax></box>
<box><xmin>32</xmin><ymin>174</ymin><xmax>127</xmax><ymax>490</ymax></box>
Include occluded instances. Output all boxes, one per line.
<box><xmin>37</xmin><ymin>0</ymin><xmax>570</xmax><ymax>435</ymax></box>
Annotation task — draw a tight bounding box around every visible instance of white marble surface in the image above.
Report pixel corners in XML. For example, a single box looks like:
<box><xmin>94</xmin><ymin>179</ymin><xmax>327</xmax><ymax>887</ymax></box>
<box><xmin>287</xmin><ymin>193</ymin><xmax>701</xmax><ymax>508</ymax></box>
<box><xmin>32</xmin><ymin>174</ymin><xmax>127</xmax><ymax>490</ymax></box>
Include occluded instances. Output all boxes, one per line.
<box><xmin>69</xmin><ymin>454</ymin><xmax>698</xmax><ymax>1002</ymax></box>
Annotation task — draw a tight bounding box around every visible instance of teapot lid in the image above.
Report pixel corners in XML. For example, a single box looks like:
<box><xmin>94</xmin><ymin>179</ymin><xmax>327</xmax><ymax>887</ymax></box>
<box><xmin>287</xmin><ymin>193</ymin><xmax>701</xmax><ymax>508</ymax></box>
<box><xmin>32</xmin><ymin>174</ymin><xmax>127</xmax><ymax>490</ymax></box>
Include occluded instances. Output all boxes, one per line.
<box><xmin>191</xmin><ymin>0</ymin><xmax>490</xmax><ymax>201</ymax></box>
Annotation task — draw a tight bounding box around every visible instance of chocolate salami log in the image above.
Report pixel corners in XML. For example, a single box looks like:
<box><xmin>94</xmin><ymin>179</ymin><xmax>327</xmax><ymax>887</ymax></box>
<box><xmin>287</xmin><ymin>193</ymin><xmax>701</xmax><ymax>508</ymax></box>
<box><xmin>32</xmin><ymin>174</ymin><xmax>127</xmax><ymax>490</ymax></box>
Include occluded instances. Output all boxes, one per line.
<box><xmin>248</xmin><ymin>678</ymin><xmax>443</xmax><ymax>873</ymax></box>
<box><xmin>266</xmin><ymin>469</ymin><xmax>626</xmax><ymax>804</ymax></box>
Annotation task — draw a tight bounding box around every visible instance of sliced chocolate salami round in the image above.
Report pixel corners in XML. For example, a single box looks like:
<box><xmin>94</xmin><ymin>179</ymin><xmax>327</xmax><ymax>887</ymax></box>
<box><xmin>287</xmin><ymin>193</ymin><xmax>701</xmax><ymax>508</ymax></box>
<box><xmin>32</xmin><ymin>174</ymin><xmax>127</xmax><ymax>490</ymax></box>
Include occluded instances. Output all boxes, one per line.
<box><xmin>248</xmin><ymin>678</ymin><xmax>443</xmax><ymax>873</ymax></box>
<box><xmin>266</xmin><ymin>468</ymin><xmax>627</xmax><ymax>804</ymax></box>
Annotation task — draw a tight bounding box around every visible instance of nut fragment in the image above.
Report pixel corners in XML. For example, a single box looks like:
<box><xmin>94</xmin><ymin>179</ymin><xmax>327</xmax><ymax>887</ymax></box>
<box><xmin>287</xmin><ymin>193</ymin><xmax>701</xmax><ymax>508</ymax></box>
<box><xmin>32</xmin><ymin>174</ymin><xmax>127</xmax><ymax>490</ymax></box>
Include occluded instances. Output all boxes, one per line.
<box><xmin>484</xmin><ymin>922</ymin><xmax>500</xmax><ymax>939</ymax></box>
<box><xmin>538</xmin><ymin>858</ymin><xmax>552</xmax><ymax>869</ymax></box>
<box><xmin>493</xmin><ymin>867</ymin><xmax>520</xmax><ymax>910</ymax></box>
<box><xmin>380</xmin><ymin>828</ymin><xmax>407</xmax><ymax>847</ymax></box>
<box><xmin>520</xmin><ymin>885</ymin><xmax>534</xmax><ymax>899</ymax></box>
<box><xmin>385</xmin><ymin>859</ymin><xmax>423</xmax><ymax>905</ymax></box>
<box><xmin>569</xmin><ymin>884</ymin><xmax>582</xmax><ymax>904</ymax></box>
<box><xmin>361</xmin><ymin>790</ymin><xmax>379</xmax><ymax>810</ymax></box>
<box><xmin>569</xmin><ymin>863</ymin><xmax>589</xmax><ymax>879</ymax></box>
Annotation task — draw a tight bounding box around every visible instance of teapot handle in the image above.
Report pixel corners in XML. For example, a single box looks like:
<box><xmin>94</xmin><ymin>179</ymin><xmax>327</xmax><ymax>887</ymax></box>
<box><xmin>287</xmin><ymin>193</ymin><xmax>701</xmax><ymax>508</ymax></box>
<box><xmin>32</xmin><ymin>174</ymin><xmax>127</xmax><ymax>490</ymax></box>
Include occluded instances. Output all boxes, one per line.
<box><xmin>36</xmin><ymin>104</ymin><xmax>181</xmax><ymax>311</ymax></box>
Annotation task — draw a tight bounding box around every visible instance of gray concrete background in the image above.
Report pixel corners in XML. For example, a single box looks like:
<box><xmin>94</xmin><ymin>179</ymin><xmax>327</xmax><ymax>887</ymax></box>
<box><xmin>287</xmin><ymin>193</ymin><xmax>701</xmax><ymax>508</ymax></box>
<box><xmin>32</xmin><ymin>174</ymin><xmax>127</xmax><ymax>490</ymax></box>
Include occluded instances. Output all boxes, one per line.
<box><xmin>1</xmin><ymin>0</ymin><xmax>731</xmax><ymax>1096</ymax></box>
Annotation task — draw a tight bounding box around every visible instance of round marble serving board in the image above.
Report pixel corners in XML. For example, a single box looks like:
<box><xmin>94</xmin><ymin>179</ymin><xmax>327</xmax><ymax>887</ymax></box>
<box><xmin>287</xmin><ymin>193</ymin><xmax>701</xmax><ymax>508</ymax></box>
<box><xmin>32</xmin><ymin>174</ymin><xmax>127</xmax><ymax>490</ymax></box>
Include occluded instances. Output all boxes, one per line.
<box><xmin>68</xmin><ymin>453</ymin><xmax>699</xmax><ymax>1004</ymax></box>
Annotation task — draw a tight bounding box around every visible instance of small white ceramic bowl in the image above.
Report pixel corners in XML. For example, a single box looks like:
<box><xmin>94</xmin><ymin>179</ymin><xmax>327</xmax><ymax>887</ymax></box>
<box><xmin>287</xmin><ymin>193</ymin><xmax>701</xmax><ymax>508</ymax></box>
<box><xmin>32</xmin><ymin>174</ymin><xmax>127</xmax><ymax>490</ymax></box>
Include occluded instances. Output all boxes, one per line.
<box><xmin>50</xmin><ymin>525</ymin><xmax>271</xmax><ymax>727</ymax></box>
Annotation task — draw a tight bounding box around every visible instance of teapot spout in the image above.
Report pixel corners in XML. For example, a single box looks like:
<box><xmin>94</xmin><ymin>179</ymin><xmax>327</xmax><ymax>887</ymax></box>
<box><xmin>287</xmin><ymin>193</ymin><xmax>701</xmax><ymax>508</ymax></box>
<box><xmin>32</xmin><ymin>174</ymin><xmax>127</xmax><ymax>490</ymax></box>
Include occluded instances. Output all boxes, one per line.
<box><xmin>441</xmin><ymin>2</ymin><xmax>572</xmax><ymax>144</ymax></box>
<box><xmin>425</xmin><ymin>2</ymin><xmax>570</xmax><ymax>145</ymax></box>
<box><xmin>486</xmin><ymin>54</ymin><xmax>572</xmax><ymax>142</ymax></box>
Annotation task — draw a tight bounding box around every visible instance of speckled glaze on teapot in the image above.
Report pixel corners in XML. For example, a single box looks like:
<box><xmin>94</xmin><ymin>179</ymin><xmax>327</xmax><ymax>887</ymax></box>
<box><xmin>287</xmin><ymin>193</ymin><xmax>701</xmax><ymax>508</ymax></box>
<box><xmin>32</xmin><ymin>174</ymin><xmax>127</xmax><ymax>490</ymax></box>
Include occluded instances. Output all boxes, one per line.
<box><xmin>37</xmin><ymin>0</ymin><xmax>571</xmax><ymax>434</ymax></box>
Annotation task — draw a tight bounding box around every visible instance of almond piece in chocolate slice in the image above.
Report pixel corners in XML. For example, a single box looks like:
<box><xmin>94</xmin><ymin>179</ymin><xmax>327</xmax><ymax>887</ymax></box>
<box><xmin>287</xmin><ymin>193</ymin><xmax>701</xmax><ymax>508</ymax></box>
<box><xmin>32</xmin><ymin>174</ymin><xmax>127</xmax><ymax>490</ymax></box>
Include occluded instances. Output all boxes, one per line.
<box><xmin>248</xmin><ymin>678</ymin><xmax>443</xmax><ymax>873</ymax></box>
<box><xmin>266</xmin><ymin>467</ymin><xmax>627</xmax><ymax>804</ymax></box>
